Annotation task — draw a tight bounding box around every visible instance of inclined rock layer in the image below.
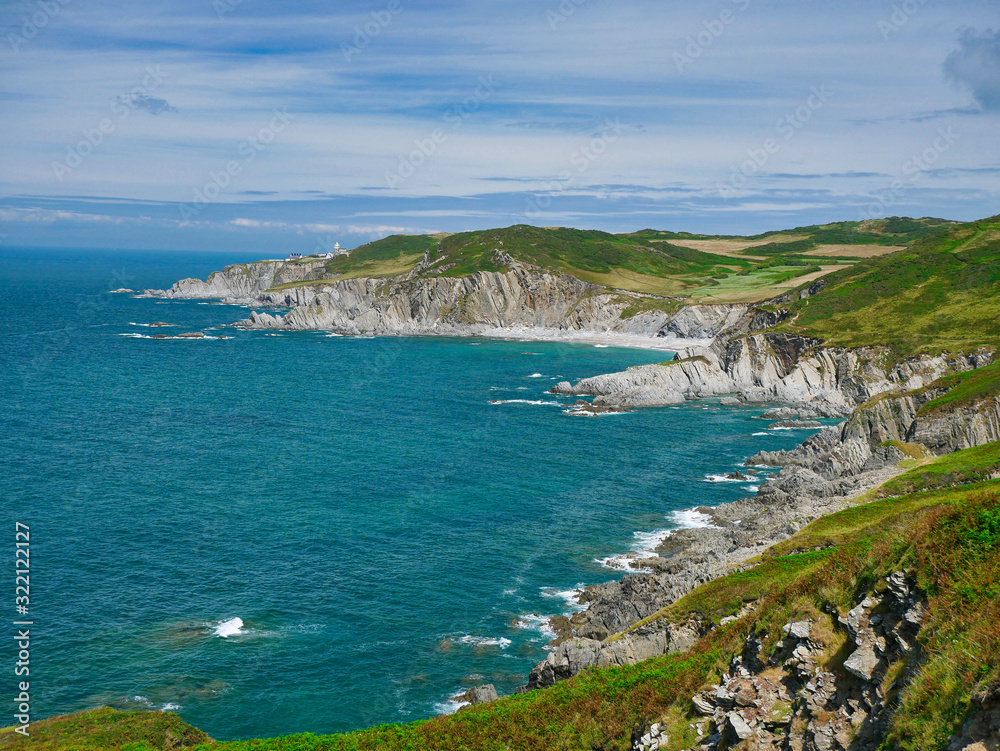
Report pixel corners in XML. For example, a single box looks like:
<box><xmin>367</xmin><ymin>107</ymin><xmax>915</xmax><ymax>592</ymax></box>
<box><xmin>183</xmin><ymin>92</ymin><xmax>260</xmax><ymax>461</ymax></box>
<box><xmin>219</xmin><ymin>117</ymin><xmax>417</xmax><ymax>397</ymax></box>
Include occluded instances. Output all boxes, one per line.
<box><xmin>143</xmin><ymin>256</ymin><xmax>749</xmax><ymax>343</ymax></box>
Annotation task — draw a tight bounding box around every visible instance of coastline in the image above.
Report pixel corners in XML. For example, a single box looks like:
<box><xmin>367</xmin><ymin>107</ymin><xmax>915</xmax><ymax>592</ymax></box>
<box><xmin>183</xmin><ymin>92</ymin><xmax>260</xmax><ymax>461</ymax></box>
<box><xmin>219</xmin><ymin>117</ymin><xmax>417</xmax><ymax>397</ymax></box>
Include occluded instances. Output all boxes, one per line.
<box><xmin>469</xmin><ymin>326</ymin><xmax>707</xmax><ymax>352</ymax></box>
<box><xmin>139</xmin><ymin>263</ymin><xmax>999</xmax><ymax>712</ymax></box>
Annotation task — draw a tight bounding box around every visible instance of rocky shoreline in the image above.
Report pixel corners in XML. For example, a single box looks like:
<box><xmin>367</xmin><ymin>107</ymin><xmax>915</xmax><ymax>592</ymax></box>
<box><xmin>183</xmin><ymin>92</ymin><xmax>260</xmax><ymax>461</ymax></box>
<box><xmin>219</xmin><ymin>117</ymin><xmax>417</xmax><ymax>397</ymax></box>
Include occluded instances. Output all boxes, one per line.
<box><xmin>145</xmin><ymin>258</ymin><xmax>999</xmax><ymax>722</ymax></box>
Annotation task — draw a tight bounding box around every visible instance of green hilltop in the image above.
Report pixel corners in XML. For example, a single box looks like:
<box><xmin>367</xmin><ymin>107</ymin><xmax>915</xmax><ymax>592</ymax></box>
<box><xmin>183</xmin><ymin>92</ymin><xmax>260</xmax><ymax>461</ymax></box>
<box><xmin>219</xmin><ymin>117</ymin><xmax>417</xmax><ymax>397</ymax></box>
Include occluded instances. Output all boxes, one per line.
<box><xmin>282</xmin><ymin>213</ymin><xmax>1000</xmax><ymax>357</ymax></box>
<box><xmin>287</xmin><ymin>217</ymin><xmax>958</xmax><ymax>304</ymax></box>
<box><xmin>774</xmin><ymin>213</ymin><xmax>1000</xmax><ymax>356</ymax></box>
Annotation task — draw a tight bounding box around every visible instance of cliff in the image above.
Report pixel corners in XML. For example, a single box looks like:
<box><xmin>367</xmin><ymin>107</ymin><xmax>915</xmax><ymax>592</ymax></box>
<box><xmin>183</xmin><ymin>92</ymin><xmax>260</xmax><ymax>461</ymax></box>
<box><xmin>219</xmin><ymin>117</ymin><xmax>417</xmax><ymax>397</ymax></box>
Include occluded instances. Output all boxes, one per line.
<box><xmin>144</xmin><ymin>259</ymin><xmax>331</xmax><ymax>301</ymax></box>
<box><xmin>552</xmin><ymin>333</ymin><xmax>994</xmax><ymax>415</ymax></box>
<box><xmin>144</xmin><ymin>254</ymin><xmax>755</xmax><ymax>344</ymax></box>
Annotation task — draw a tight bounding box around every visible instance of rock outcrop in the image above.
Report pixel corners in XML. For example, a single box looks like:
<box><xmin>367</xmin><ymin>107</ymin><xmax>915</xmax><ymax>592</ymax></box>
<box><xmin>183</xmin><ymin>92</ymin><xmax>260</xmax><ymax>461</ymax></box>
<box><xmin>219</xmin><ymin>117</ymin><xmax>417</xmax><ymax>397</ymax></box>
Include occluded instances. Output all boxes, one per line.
<box><xmin>143</xmin><ymin>259</ymin><xmax>331</xmax><ymax>301</ymax></box>
<box><xmin>527</xmin><ymin>618</ymin><xmax>702</xmax><ymax>690</ymax></box>
<box><xmin>554</xmin><ymin>333</ymin><xmax>992</xmax><ymax>414</ymax></box>
<box><xmin>143</xmin><ymin>256</ymin><xmax>751</xmax><ymax>344</ymax></box>
<box><xmin>452</xmin><ymin>684</ymin><xmax>499</xmax><ymax>707</ymax></box>
<box><xmin>657</xmin><ymin>572</ymin><xmax>927</xmax><ymax>751</ymax></box>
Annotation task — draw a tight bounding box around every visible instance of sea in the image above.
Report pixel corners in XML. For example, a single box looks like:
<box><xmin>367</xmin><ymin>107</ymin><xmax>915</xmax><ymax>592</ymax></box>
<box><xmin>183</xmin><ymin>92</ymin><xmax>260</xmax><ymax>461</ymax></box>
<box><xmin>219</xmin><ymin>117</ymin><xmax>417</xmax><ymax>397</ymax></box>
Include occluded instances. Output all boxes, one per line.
<box><xmin>0</xmin><ymin>247</ymin><xmax>823</xmax><ymax>740</ymax></box>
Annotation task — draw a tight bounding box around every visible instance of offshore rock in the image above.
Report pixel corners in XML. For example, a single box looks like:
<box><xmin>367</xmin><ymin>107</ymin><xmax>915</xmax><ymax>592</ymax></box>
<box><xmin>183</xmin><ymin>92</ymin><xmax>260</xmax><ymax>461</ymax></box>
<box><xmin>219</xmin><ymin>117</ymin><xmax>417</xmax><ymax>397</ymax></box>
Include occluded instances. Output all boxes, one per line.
<box><xmin>453</xmin><ymin>684</ymin><xmax>499</xmax><ymax>706</ymax></box>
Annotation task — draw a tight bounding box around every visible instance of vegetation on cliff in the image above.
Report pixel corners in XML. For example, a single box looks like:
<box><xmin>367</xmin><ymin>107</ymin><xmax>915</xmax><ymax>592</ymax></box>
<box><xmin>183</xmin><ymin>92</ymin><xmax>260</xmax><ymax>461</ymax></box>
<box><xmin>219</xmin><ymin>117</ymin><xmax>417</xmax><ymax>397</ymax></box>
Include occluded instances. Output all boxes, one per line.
<box><xmin>776</xmin><ymin>214</ymin><xmax>1000</xmax><ymax>356</ymax></box>
<box><xmin>283</xmin><ymin>217</ymin><xmax>955</xmax><ymax>303</ymax></box>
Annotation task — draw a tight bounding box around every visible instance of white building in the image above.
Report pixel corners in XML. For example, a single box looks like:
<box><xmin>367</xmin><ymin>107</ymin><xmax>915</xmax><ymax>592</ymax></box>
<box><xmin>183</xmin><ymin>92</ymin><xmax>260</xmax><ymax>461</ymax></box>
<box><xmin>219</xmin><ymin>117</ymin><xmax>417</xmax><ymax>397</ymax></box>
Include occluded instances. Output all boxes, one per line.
<box><xmin>324</xmin><ymin>242</ymin><xmax>349</xmax><ymax>260</ymax></box>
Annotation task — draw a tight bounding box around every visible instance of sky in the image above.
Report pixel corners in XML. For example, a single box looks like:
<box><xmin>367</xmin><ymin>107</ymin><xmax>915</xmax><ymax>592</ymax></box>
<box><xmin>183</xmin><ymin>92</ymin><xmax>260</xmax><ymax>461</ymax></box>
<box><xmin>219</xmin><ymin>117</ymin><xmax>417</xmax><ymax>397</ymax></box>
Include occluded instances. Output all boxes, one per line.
<box><xmin>1</xmin><ymin>0</ymin><xmax>998</xmax><ymax>252</ymax></box>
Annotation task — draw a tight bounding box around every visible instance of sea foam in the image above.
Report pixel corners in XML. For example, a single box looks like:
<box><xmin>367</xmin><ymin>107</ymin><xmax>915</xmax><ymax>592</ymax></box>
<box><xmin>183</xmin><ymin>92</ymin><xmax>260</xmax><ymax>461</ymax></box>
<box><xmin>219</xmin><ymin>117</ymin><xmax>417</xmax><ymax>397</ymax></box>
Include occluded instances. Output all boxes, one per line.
<box><xmin>458</xmin><ymin>635</ymin><xmax>511</xmax><ymax>649</ymax></box>
<box><xmin>214</xmin><ymin>617</ymin><xmax>245</xmax><ymax>638</ymax></box>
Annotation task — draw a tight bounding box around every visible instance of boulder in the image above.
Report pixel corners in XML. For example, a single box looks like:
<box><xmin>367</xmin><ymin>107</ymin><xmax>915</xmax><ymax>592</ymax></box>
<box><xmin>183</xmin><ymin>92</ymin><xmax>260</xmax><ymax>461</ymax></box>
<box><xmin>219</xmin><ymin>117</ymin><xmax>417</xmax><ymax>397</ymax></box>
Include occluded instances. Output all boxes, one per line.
<box><xmin>724</xmin><ymin>712</ymin><xmax>754</xmax><ymax>742</ymax></box>
<box><xmin>452</xmin><ymin>684</ymin><xmax>499</xmax><ymax>706</ymax></box>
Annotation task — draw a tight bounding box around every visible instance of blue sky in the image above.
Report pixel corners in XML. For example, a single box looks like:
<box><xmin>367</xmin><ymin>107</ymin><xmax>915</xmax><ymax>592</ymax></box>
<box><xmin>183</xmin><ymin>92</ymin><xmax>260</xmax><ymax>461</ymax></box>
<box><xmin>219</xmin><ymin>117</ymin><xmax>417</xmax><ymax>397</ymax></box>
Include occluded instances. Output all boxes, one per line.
<box><xmin>1</xmin><ymin>0</ymin><xmax>998</xmax><ymax>251</ymax></box>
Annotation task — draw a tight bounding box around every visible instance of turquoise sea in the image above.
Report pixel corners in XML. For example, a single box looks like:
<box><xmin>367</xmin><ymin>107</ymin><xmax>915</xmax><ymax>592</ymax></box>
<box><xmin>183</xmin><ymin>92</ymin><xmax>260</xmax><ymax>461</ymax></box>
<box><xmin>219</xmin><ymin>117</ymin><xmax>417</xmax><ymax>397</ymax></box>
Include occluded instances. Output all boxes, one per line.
<box><xmin>1</xmin><ymin>248</ymin><xmax>820</xmax><ymax>740</ymax></box>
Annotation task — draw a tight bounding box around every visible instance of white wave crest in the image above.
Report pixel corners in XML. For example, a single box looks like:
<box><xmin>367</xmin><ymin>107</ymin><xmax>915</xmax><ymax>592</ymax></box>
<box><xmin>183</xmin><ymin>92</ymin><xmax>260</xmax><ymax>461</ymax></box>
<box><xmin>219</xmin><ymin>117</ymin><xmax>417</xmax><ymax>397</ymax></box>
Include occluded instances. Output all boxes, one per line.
<box><xmin>458</xmin><ymin>635</ymin><xmax>511</xmax><ymax>649</ymax></box>
<box><xmin>489</xmin><ymin>399</ymin><xmax>561</xmax><ymax>406</ymax></box>
<box><xmin>703</xmin><ymin>473</ymin><xmax>753</xmax><ymax>483</ymax></box>
<box><xmin>670</xmin><ymin>509</ymin><xmax>721</xmax><ymax>529</ymax></box>
<box><xmin>540</xmin><ymin>585</ymin><xmax>586</xmax><ymax>611</ymax></box>
<box><xmin>434</xmin><ymin>699</ymin><xmax>469</xmax><ymax>715</ymax></box>
<box><xmin>214</xmin><ymin>617</ymin><xmax>244</xmax><ymax>638</ymax></box>
<box><xmin>513</xmin><ymin>614</ymin><xmax>558</xmax><ymax>640</ymax></box>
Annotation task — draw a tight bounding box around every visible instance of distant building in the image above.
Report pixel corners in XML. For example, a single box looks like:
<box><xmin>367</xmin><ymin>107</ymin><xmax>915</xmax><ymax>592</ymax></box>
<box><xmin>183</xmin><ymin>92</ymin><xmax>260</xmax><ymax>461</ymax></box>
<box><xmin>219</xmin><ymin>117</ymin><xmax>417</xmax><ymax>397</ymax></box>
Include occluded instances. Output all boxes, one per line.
<box><xmin>323</xmin><ymin>242</ymin><xmax>350</xmax><ymax>260</ymax></box>
<box><xmin>286</xmin><ymin>253</ymin><xmax>303</xmax><ymax>261</ymax></box>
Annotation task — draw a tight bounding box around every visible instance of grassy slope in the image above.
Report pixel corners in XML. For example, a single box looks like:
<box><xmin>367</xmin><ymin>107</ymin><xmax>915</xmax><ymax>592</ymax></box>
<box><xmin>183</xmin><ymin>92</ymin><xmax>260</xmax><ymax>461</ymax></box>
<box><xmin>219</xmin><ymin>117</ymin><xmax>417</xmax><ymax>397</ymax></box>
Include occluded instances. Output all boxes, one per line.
<box><xmin>10</xmin><ymin>445</ymin><xmax>1000</xmax><ymax>751</ymax></box>
<box><xmin>775</xmin><ymin>214</ymin><xmax>1000</xmax><ymax>356</ymax></box>
<box><xmin>917</xmin><ymin>359</ymin><xmax>1000</xmax><ymax>415</ymax></box>
<box><xmin>270</xmin><ymin>218</ymin><xmax>955</xmax><ymax>302</ymax></box>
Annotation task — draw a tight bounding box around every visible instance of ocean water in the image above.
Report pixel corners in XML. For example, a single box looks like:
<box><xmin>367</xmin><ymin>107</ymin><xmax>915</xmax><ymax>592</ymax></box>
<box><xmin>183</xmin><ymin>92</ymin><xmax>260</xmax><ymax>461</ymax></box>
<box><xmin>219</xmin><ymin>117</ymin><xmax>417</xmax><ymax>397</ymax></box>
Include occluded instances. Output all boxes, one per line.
<box><xmin>0</xmin><ymin>248</ymin><xmax>822</xmax><ymax>740</ymax></box>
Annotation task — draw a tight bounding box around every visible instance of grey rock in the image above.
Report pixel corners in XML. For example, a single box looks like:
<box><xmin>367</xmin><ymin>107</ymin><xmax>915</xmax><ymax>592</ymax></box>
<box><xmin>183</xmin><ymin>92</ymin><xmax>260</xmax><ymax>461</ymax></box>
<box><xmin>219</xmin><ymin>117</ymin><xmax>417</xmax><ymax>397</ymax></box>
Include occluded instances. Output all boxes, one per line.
<box><xmin>783</xmin><ymin>620</ymin><xmax>813</xmax><ymax>641</ymax></box>
<box><xmin>692</xmin><ymin>694</ymin><xmax>715</xmax><ymax>716</ymax></box>
<box><xmin>844</xmin><ymin>645</ymin><xmax>882</xmax><ymax>682</ymax></box>
<box><xmin>769</xmin><ymin>419</ymin><xmax>823</xmax><ymax>430</ymax></box>
<box><xmin>724</xmin><ymin>712</ymin><xmax>754</xmax><ymax>742</ymax></box>
<box><xmin>453</xmin><ymin>684</ymin><xmax>499</xmax><ymax>706</ymax></box>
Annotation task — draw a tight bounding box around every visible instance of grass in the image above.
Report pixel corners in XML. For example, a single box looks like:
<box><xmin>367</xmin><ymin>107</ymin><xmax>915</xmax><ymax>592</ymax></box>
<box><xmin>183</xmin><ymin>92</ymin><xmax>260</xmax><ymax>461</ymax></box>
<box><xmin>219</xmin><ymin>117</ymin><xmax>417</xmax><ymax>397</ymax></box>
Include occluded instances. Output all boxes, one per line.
<box><xmin>0</xmin><ymin>707</ymin><xmax>211</xmax><ymax>750</ymax></box>
<box><xmin>239</xmin><ymin>216</ymin><xmax>972</xmax><ymax>309</ymax></box>
<box><xmin>775</xmin><ymin>214</ymin><xmax>1000</xmax><ymax>357</ymax></box>
<box><xmin>685</xmin><ymin>264</ymin><xmax>835</xmax><ymax>303</ymax></box>
<box><xmin>17</xmin><ymin>444</ymin><xmax>1000</xmax><ymax>751</ymax></box>
<box><xmin>875</xmin><ymin>442</ymin><xmax>1000</xmax><ymax>498</ymax></box>
<box><xmin>917</xmin><ymin>360</ymin><xmax>1000</xmax><ymax>415</ymax></box>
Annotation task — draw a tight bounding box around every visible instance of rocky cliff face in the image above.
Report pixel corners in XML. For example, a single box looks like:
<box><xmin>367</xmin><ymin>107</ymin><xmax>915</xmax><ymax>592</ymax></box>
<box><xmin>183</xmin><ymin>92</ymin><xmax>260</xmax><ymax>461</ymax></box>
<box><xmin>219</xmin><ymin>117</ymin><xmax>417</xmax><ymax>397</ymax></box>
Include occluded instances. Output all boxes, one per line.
<box><xmin>554</xmin><ymin>334</ymin><xmax>993</xmax><ymax>415</ymax></box>
<box><xmin>242</xmin><ymin>268</ymin><xmax>754</xmax><ymax>342</ymax></box>
<box><xmin>143</xmin><ymin>256</ymin><xmax>756</xmax><ymax>344</ymax></box>
<box><xmin>143</xmin><ymin>259</ymin><xmax>330</xmax><ymax>301</ymax></box>
<box><xmin>631</xmin><ymin>573</ymin><xmax>929</xmax><ymax>751</ymax></box>
<box><xmin>749</xmin><ymin>387</ymin><xmax>1000</xmax><ymax>480</ymax></box>
<box><xmin>527</xmin><ymin>354</ymin><xmax>998</xmax><ymax>694</ymax></box>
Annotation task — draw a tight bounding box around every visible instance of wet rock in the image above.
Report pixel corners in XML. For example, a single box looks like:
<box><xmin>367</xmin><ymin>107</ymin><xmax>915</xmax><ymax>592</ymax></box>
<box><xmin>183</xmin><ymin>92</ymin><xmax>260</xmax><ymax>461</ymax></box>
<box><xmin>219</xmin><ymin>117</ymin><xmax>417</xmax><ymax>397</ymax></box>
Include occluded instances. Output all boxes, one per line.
<box><xmin>452</xmin><ymin>684</ymin><xmax>499</xmax><ymax>706</ymax></box>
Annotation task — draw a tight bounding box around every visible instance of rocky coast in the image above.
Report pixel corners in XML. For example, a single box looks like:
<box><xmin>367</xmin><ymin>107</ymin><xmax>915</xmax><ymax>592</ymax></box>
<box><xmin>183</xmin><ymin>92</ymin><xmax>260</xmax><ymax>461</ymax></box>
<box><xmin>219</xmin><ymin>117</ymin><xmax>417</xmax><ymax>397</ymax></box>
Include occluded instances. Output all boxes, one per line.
<box><xmin>145</xmin><ymin>253</ymin><xmax>1000</xmax><ymax>747</ymax></box>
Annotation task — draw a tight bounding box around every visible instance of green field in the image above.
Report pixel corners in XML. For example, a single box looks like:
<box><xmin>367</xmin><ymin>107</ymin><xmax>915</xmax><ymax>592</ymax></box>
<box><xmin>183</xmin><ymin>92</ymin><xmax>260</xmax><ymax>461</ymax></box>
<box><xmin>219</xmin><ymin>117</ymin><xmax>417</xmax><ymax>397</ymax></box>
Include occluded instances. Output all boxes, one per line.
<box><xmin>264</xmin><ymin>217</ymin><xmax>960</xmax><ymax>303</ymax></box>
